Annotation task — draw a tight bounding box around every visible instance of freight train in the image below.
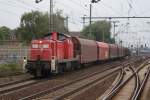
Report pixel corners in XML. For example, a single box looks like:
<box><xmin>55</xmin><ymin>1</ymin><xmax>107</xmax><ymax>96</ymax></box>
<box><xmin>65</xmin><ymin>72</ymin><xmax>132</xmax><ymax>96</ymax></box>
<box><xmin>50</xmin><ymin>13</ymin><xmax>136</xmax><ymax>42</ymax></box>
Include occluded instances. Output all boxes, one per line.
<box><xmin>25</xmin><ymin>32</ymin><xmax>130</xmax><ymax>77</ymax></box>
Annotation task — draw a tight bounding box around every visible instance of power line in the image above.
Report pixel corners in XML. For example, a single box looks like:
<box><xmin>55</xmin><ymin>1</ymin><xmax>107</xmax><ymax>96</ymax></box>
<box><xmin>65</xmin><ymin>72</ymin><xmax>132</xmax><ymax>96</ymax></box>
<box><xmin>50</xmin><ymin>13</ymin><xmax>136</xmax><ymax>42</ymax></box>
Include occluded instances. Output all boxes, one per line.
<box><xmin>0</xmin><ymin>8</ymin><xmax>19</xmax><ymax>16</ymax></box>
<box><xmin>127</xmin><ymin>0</ymin><xmax>138</xmax><ymax>16</ymax></box>
<box><xmin>17</xmin><ymin>0</ymin><xmax>38</xmax><ymax>10</ymax></box>
<box><xmin>5</xmin><ymin>0</ymin><xmax>38</xmax><ymax>10</ymax></box>
<box><xmin>140</xmin><ymin>8</ymin><xmax>150</xmax><ymax>15</ymax></box>
<box><xmin>56</xmin><ymin>1</ymin><xmax>84</xmax><ymax>15</ymax></box>
<box><xmin>99</xmin><ymin>2</ymin><xmax>123</xmax><ymax>16</ymax></box>
<box><xmin>0</xmin><ymin>0</ymin><xmax>30</xmax><ymax>11</ymax></box>
<box><xmin>69</xmin><ymin>0</ymin><xmax>88</xmax><ymax>11</ymax></box>
<box><xmin>83</xmin><ymin>16</ymin><xmax>150</xmax><ymax>19</ymax></box>
<box><xmin>0</xmin><ymin>0</ymin><xmax>40</xmax><ymax>17</ymax></box>
<box><xmin>55</xmin><ymin>1</ymin><xmax>85</xmax><ymax>25</ymax></box>
<box><xmin>135</xmin><ymin>0</ymin><xmax>144</xmax><ymax>15</ymax></box>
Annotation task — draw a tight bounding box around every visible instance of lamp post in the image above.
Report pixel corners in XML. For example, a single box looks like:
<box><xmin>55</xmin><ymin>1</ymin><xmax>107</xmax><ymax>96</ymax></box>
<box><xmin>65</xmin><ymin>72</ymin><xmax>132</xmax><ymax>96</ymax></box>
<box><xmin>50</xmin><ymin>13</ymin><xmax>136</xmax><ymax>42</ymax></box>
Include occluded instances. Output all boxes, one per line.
<box><xmin>89</xmin><ymin>0</ymin><xmax>101</xmax><ymax>38</ymax></box>
<box><xmin>35</xmin><ymin>0</ymin><xmax>53</xmax><ymax>32</ymax></box>
<box><xmin>111</xmin><ymin>21</ymin><xmax>119</xmax><ymax>43</ymax></box>
<box><xmin>89</xmin><ymin>4</ymin><xmax>92</xmax><ymax>38</ymax></box>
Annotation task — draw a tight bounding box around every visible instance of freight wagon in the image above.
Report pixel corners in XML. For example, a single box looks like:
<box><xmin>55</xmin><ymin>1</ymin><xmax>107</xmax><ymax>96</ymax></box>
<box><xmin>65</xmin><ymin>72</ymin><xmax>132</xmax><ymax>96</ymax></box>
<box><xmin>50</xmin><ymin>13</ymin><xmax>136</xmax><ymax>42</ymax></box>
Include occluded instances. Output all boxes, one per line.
<box><xmin>25</xmin><ymin>32</ymin><xmax>130</xmax><ymax>77</ymax></box>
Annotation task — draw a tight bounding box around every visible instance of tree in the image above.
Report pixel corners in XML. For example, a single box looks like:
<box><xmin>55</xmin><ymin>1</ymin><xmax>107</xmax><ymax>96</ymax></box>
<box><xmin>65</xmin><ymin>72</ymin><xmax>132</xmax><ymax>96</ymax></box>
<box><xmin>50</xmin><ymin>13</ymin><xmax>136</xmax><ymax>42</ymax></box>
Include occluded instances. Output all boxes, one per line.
<box><xmin>16</xmin><ymin>10</ymin><xmax>68</xmax><ymax>42</ymax></box>
<box><xmin>53</xmin><ymin>10</ymin><xmax>68</xmax><ymax>33</ymax></box>
<box><xmin>0</xmin><ymin>26</ymin><xmax>10</xmax><ymax>40</ymax></box>
<box><xmin>82</xmin><ymin>20</ymin><xmax>115</xmax><ymax>43</ymax></box>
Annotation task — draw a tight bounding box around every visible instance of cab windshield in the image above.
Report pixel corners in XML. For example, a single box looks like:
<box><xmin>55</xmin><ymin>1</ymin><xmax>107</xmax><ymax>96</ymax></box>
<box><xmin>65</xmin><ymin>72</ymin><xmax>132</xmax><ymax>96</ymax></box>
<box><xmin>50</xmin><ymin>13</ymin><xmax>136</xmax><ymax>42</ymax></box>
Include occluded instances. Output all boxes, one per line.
<box><xmin>43</xmin><ymin>33</ymin><xmax>52</xmax><ymax>40</ymax></box>
<box><xmin>42</xmin><ymin>33</ymin><xmax>68</xmax><ymax>41</ymax></box>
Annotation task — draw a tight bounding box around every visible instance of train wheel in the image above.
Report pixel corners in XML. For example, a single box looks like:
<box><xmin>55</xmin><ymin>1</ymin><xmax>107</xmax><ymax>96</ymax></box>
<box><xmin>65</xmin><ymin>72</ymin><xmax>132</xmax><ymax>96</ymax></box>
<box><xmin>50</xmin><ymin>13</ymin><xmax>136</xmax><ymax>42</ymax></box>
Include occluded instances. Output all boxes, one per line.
<box><xmin>42</xmin><ymin>69</ymin><xmax>51</xmax><ymax>77</ymax></box>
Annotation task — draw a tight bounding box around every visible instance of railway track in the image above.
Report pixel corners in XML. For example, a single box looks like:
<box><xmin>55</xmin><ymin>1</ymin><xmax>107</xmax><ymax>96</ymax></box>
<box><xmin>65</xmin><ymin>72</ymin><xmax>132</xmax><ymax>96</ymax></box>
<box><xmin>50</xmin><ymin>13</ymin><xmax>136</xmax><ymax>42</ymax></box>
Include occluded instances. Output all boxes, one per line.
<box><xmin>0</xmin><ymin>57</ymin><xmax>144</xmax><ymax>100</ymax></box>
<box><xmin>100</xmin><ymin>59</ymin><xmax>150</xmax><ymax>100</ymax></box>
<box><xmin>0</xmin><ymin>60</ymin><xmax>127</xmax><ymax>100</ymax></box>
<box><xmin>22</xmin><ymin>66</ymin><xmax>122</xmax><ymax>100</ymax></box>
<box><xmin>0</xmin><ymin>78</ymin><xmax>32</xmax><ymax>88</ymax></box>
<box><xmin>0</xmin><ymin>78</ymin><xmax>45</xmax><ymax>95</ymax></box>
<box><xmin>0</xmin><ymin>60</ymin><xmax>126</xmax><ymax>100</ymax></box>
<box><xmin>34</xmin><ymin>57</ymin><xmax>144</xmax><ymax>100</ymax></box>
<box><xmin>20</xmin><ymin>59</ymin><xmax>137</xmax><ymax>100</ymax></box>
<box><xmin>133</xmin><ymin>67</ymin><xmax>150</xmax><ymax>100</ymax></box>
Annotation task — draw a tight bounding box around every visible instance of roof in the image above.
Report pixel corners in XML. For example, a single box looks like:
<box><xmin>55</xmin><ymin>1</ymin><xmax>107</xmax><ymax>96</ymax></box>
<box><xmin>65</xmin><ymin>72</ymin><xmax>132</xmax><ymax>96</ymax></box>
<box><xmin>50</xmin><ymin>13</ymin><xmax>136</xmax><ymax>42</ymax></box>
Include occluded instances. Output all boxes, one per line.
<box><xmin>97</xmin><ymin>42</ymin><xmax>109</xmax><ymax>48</ymax></box>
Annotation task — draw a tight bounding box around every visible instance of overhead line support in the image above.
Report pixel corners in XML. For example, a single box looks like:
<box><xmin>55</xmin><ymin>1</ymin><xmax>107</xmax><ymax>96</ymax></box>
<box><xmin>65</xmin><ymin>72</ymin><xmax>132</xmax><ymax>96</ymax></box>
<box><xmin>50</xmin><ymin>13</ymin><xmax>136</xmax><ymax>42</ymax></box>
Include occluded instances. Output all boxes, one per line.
<box><xmin>82</xmin><ymin>16</ymin><xmax>150</xmax><ymax>19</ymax></box>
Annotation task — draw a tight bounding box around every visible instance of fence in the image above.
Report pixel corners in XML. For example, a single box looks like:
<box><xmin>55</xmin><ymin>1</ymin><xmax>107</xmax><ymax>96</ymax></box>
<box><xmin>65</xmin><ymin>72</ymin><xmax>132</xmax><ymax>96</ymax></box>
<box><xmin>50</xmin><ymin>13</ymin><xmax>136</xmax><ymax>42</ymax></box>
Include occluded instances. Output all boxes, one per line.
<box><xmin>0</xmin><ymin>45</ymin><xmax>29</xmax><ymax>65</ymax></box>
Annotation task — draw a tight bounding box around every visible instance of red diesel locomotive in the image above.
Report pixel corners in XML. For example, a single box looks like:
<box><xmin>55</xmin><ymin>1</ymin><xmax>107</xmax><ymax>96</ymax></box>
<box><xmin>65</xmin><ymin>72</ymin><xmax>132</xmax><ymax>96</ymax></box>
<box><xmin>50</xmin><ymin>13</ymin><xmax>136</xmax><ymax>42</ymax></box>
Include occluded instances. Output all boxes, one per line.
<box><xmin>25</xmin><ymin>32</ymin><xmax>130</xmax><ymax>77</ymax></box>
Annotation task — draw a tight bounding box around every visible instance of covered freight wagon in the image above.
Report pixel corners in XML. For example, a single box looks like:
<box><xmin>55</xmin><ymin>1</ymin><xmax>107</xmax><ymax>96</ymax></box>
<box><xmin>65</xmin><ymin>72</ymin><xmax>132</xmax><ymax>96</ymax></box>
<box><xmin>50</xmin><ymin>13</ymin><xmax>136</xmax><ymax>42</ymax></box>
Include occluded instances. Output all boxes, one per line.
<box><xmin>72</xmin><ymin>37</ymin><xmax>98</xmax><ymax>64</ymax></box>
<box><xmin>118</xmin><ymin>46</ymin><xmax>124</xmax><ymax>57</ymax></box>
<box><xmin>97</xmin><ymin>42</ymin><xmax>109</xmax><ymax>60</ymax></box>
<box><xmin>109</xmin><ymin>44</ymin><xmax>118</xmax><ymax>59</ymax></box>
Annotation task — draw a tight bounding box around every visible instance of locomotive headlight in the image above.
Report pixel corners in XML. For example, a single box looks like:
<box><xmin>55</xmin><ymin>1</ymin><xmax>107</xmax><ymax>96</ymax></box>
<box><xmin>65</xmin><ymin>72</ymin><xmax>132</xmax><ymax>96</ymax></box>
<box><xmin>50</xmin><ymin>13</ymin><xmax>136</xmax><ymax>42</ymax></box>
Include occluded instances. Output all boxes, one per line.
<box><xmin>32</xmin><ymin>44</ymin><xmax>38</xmax><ymax>48</ymax></box>
<box><xmin>39</xmin><ymin>41</ymin><xmax>42</xmax><ymax>43</ymax></box>
<box><xmin>43</xmin><ymin>44</ymin><xmax>49</xmax><ymax>48</ymax></box>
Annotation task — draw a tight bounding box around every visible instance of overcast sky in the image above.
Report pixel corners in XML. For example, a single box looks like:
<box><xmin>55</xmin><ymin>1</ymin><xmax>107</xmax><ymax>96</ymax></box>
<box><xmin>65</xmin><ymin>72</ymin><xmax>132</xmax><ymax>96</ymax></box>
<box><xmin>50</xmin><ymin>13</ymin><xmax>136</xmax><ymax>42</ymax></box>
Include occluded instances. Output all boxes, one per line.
<box><xmin>0</xmin><ymin>0</ymin><xmax>150</xmax><ymax>47</ymax></box>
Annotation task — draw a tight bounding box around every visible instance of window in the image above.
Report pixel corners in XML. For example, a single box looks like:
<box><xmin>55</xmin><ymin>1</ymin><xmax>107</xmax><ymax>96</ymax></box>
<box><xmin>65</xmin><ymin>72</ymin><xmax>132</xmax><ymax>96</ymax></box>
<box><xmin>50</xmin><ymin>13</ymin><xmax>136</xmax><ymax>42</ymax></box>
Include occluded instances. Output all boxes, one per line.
<box><xmin>32</xmin><ymin>44</ymin><xmax>38</xmax><ymax>48</ymax></box>
<box><xmin>43</xmin><ymin>33</ymin><xmax>52</xmax><ymax>40</ymax></box>
<box><xmin>58</xmin><ymin>34</ymin><xmax>67</xmax><ymax>41</ymax></box>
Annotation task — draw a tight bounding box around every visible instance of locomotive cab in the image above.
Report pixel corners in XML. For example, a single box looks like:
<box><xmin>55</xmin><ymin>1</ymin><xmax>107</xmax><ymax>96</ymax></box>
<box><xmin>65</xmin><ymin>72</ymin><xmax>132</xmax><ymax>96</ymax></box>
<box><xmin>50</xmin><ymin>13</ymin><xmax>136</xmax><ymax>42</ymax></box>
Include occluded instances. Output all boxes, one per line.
<box><xmin>26</xmin><ymin>32</ymin><xmax>75</xmax><ymax>77</ymax></box>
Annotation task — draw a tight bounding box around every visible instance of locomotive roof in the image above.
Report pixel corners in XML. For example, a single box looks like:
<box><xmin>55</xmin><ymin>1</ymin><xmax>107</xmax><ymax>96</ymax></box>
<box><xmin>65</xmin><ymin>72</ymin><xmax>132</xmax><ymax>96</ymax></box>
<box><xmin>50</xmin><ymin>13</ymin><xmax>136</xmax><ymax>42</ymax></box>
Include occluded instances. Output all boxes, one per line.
<box><xmin>43</xmin><ymin>32</ymin><xmax>71</xmax><ymax>38</ymax></box>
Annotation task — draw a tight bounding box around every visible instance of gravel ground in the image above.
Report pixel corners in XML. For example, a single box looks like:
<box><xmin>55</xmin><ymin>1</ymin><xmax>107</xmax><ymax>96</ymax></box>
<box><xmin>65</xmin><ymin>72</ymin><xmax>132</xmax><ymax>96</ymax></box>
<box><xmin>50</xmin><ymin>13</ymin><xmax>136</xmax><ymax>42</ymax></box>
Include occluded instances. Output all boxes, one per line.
<box><xmin>69</xmin><ymin>74</ymin><xmax>117</xmax><ymax>100</ymax></box>
<box><xmin>148</xmin><ymin>88</ymin><xmax>150</xmax><ymax>99</ymax></box>
<box><xmin>0</xmin><ymin>73</ymin><xmax>33</xmax><ymax>84</ymax></box>
<box><xmin>0</xmin><ymin>60</ymin><xmax>124</xmax><ymax>100</ymax></box>
<box><xmin>146</xmin><ymin>78</ymin><xmax>150</xmax><ymax>99</ymax></box>
<box><xmin>0</xmin><ymin>56</ymin><xmax>141</xmax><ymax>100</ymax></box>
<box><xmin>0</xmin><ymin>56</ymin><xmax>133</xmax><ymax>86</ymax></box>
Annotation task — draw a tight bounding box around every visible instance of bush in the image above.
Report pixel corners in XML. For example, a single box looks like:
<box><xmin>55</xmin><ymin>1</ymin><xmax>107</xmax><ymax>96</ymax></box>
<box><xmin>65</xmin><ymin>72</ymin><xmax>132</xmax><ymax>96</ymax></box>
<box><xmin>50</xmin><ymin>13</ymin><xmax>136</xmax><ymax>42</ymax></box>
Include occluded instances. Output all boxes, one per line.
<box><xmin>0</xmin><ymin>63</ymin><xmax>21</xmax><ymax>72</ymax></box>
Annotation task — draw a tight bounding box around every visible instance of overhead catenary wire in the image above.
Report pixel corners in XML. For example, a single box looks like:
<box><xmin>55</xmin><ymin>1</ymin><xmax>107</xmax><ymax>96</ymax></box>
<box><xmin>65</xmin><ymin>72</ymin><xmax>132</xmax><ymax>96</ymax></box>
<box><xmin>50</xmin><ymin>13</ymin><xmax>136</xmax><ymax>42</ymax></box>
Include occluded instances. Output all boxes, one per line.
<box><xmin>16</xmin><ymin>0</ymin><xmax>39</xmax><ymax>10</ymax></box>
<box><xmin>99</xmin><ymin>1</ymin><xmax>123</xmax><ymax>16</ymax></box>
<box><xmin>0</xmin><ymin>0</ymin><xmax>31</xmax><ymax>11</ymax></box>
<box><xmin>0</xmin><ymin>7</ymin><xmax>20</xmax><ymax>16</ymax></box>
<box><xmin>69</xmin><ymin>0</ymin><xmax>88</xmax><ymax>11</ymax></box>
<box><xmin>56</xmin><ymin>1</ymin><xmax>86</xmax><ymax>15</ymax></box>
<box><xmin>55</xmin><ymin>0</ymin><xmax>86</xmax><ymax>30</ymax></box>
<box><xmin>0</xmin><ymin>0</ymin><xmax>40</xmax><ymax>18</ymax></box>
<box><xmin>1</xmin><ymin>0</ymin><xmax>38</xmax><ymax>11</ymax></box>
<box><xmin>0</xmin><ymin>0</ymin><xmax>42</xmax><ymax>20</ymax></box>
<box><xmin>127</xmin><ymin>0</ymin><xmax>138</xmax><ymax>16</ymax></box>
<box><xmin>131</xmin><ymin>0</ymin><xmax>143</xmax><ymax>15</ymax></box>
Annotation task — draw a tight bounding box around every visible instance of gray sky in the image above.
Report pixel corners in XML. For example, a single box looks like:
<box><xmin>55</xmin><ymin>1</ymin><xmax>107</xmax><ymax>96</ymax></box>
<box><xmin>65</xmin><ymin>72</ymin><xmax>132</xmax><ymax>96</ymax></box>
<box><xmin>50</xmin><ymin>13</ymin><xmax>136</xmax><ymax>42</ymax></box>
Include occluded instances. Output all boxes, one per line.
<box><xmin>0</xmin><ymin>0</ymin><xmax>150</xmax><ymax>47</ymax></box>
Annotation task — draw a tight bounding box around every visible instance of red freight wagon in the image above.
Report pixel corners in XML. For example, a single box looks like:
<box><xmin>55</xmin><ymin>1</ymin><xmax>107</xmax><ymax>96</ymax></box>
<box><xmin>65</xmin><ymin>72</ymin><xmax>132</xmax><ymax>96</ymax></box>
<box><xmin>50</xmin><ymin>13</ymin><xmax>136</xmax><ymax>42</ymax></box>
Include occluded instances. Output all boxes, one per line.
<box><xmin>72</xmin><ymin>37</ymin><xmax>98</xmax><ymax>64</ymax></box>
<box><xmin>121</xmin><ymin>47</ymin><xmax>125</xmax><ymax>57</ymax></box>
<box><xmin>109</xmin><ymin>44</ymin><xmax>118</xmax><ymax>59</ymax></box>
<box><xmin>97</xmin><ymin>42</ymin><xmax>109</xmax><ymax>60</ymax></box>
<box><xmin>125</xmin><ymin>47</ymin><xmax>130</xmax><ymax>56</ymax></box>
<box><xmin>118</xmin><ymin>46</ymin><xmax>123</xmax><ymax>57</ymax></box>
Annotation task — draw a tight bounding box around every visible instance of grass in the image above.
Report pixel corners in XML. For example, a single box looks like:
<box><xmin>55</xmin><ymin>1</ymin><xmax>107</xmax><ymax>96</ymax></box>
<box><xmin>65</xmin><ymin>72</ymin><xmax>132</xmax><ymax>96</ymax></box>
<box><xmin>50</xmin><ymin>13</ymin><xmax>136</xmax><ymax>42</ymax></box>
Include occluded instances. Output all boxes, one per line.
<box><xmin>0</xmin><ymin>63</ymin><xmax>23</xmax><ymax>77</ymax></box>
